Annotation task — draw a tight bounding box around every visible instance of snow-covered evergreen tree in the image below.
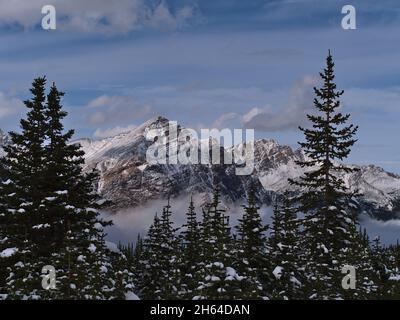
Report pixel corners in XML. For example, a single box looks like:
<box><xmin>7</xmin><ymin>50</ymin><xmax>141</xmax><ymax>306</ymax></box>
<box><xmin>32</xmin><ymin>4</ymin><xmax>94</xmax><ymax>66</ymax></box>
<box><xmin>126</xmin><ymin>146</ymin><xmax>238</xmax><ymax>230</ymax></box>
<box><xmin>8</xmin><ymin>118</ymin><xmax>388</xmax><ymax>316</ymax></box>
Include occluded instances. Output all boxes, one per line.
<box><xmin>0</xmin><ymin>78</ymin><xmax>134</xmax><ymax>299</ymax></box>
<box><xmin>0</xmin><ymin>159</ymin><xmax>15</xmax><ymax>295</ymax></box>
<box><xmin>131</xmin><ymin>236</ymin><xmax>144</xmax><ymax>284</ymax></box>
<box><xmin>137</xmin><ymin>214</ymin><xmax>162</xmax><ymax>299</ymax></box>
<box><xmin>137</xmin><ymin>202</ymin><xmax>180</xmax><ymax>300</ymax></box>
<box><xmin>288</xmin><ymin>52</ymin><xmax>371</xmax><ymax>299</ymax></box>
<box><xmin>235</xmin><ymin>186</ymin><xmax>269</xmax><ymax>299</ymax></box>
<box><xmin>370</xmin><ymin>236</ymin><xmax>394</xmax><ymax>298</ymax></box>
<box><xmin>193</xmin><ymin>187</ymin><xmax>249</xmax><ymax>299</ymax></box>
<box><xmin>269</xmin><ymin>194</ymin><xmax>303</xmax><ymax>299</ymax></box>
<box><xmin>0</xmin><ymin>77</ymin><xmax>52</xmax><ymax>299</ymax></box>
<box><xmin>158</xmin><ymin>200</ymin><xmax>181</xmax><ymax>299</ymax></box>
<box><xmin>385</xmin><ymin>243</ymin><xmax>400</xmax><ymax>299</ymax></box>
<box><xmin>179</xmin><ymin>196</ymin><xmax>201</xmax><ymax>298</ymax></box>
<box><xmin>120</xmin><ymin>237</ymin><xmax>142</xmax><ymax>285</ymax></box>
<box><xmin>340</xmin><ymin>218</ymin><xmax>377</xmax><ymax>299</ymax></box>
<box><xmin>118</xmin><ymin>241</ymin><xmax>135</xmax><ymax>265</ymax></box>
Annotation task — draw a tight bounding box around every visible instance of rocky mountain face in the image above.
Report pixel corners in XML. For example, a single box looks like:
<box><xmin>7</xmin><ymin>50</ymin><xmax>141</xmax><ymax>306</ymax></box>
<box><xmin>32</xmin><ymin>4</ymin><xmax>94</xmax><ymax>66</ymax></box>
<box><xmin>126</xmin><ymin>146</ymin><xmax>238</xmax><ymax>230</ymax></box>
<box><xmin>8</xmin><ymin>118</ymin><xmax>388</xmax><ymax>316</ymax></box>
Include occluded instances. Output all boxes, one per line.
<box><xmin>233</xmin><ymin>139</ymin><xmax>400</xmax><ymax>211</ymax></box>
<box><xmin>74</xmin><ymin>117</ymin><xmax>269</xmax><ymax>210</ymax></box>
<box><xmin>1</xmin><ymin>117</ymin><xmax>400</xmax><ymax>218</ymax></box>
<box><xmin>72</xmin><ymin>116</ymin><xmax>400</xmax><ymax>218</ymax></box>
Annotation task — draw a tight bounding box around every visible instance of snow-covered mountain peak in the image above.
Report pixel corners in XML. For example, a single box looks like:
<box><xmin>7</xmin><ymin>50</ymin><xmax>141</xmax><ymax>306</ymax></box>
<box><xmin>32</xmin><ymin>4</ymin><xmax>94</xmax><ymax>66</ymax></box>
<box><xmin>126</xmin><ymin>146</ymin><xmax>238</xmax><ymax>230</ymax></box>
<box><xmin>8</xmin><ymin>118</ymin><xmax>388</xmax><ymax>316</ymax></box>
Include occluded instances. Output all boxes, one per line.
<box><xmin>133</xmin><ymin>115</ymin><xmax>170</xmax><ymax>135</ymax></box>
<box><xmin>255</xmin><ymin>138</ymin><xmax>280</xmax><ymax>151</ymax></box>
<box><xmin>70</xmin><ymin>117</ymin><xmax>400</xmax><ymax>215</ymax></box>
<box><xmin>0</xmin><ymin>116</ymin><xmax>399</xmax><ymax>216</ymax></box>
<box><xmin>72</xmin><ymin>116</ymin><xmax>173</xmax><ymax>169</ymax></box>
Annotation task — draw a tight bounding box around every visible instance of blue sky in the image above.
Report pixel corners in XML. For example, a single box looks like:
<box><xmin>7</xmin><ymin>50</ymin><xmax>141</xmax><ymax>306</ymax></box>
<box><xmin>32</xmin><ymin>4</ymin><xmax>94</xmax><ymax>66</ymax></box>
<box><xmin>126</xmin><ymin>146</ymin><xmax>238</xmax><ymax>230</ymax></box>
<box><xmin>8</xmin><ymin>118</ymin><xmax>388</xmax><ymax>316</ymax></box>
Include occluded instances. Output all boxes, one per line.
<box><xmin>0</xmin><ymin>0</ymin><xmax>400</xmax><ymax>172</ymax></box>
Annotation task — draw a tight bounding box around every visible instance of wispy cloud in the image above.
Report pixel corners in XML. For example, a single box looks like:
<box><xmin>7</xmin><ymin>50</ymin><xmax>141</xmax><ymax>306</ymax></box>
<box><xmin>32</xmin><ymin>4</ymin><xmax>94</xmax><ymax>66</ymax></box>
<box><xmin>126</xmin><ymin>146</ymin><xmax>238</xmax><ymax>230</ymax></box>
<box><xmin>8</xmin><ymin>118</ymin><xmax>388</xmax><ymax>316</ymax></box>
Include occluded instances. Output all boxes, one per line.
<box><xmin>212</xmin><ymin>112</ymin><xmax>240</xmax><ymax>128</ymax></box>
<box><xmin>86</xmin><ymin>94</ymin><xmax>152</xmax><ymax>126</ymax></box>
<box><xmin>0</xmin><ymin>91</ymin><xmax>24</xmax><ymax>119</ymax></box>
<box><xmin>146</xmin><ymin>1</ymin><xmax>195</xmax><ymax>31</ymax></box>
<box><xmin>242</xmin><ymin>76</ymin><xmax>319</xmax><ymax>132</ymax></box>
<box><xmin>0</xmin><ymin>0</ymin><xmax>197</xmax><ymax>34</ymax></box>
<box><xmin>102</xmin><ymin>195</ymin><xmax>274</xmax><ymax>245</ymax></box>
<box><xmin>359</xmin><ymin>215</ymin><xmax>400</xmax><ymax>245</ymax></box>
<box><xmin>93</xmin><ymin>124</ymin><xmax>138</xmax><ymax>139</ymax></box>
<box><xmin>104</xmin><ymin>198</ymin><xmax>400</xmax><ymax>246</ymax></box>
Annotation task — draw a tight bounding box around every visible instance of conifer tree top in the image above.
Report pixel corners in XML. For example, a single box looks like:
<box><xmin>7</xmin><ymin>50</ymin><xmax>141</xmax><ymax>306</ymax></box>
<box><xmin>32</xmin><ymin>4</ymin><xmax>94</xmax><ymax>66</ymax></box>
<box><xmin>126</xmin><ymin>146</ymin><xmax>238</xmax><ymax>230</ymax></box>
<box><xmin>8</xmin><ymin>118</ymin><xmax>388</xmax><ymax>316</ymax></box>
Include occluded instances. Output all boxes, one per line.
<box><xmin>290</xmin><ymin>51</ymin><xmax>359</xmax><ymax>199</ymax></box>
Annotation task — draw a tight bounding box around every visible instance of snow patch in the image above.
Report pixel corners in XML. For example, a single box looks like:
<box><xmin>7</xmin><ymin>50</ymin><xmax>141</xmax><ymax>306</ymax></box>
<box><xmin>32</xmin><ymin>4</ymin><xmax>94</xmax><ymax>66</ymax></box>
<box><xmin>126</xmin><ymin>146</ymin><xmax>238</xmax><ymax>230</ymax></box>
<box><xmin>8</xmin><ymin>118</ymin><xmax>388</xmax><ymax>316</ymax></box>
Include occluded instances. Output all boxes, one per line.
<box><xmin>125</xmin><ymin>291</ymin><xmax>140</xmax><ymax>300</ymax></box>
<box><xmin>273</xmin><ymin>266</ymin><xmax>283</xmax><ymax>279</ymax></box>
<box><xmin>105</xmin><ymin>241</ymin><xmax>120</xmax><ymax>253</ymax></box>
<box><xmin>0</xmin><ymin>247</ymin><xmax>18</xmax><ymax>258</ymax></box>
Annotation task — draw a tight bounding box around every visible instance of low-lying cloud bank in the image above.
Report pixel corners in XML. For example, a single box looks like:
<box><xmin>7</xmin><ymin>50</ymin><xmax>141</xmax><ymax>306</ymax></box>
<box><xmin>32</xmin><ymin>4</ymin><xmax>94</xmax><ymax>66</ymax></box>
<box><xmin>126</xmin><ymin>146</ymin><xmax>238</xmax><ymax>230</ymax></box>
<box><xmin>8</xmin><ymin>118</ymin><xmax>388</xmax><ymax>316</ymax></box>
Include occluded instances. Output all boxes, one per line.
<box><xmin>102</xmin><ymin>195</ymin><xmax>273</xmax><ymax>245</ymax></box>
<box><xmin>359</xmin><ymin>216</ymin><xmax>400</xmax><ymax>245</ymax></box>
<box><xmin>103</xmin><ymin>197</ymin><xmax>400</xmax><ymax>246</ymax></box>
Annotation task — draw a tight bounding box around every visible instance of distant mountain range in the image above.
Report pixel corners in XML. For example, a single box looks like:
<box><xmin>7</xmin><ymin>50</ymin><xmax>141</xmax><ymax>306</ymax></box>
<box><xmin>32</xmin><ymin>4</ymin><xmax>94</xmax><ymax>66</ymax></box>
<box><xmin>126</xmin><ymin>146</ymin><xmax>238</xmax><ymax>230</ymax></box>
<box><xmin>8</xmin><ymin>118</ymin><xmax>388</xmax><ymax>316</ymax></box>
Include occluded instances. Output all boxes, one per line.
<box><xmin>1</xmin><ymin>117</ymin><xmax>400</xmax><ymax>219</ymax></box>
<box><xmin>73</xmin><ymin>117</ymin><xmax>400</xmax><ymax>219</ymax></box>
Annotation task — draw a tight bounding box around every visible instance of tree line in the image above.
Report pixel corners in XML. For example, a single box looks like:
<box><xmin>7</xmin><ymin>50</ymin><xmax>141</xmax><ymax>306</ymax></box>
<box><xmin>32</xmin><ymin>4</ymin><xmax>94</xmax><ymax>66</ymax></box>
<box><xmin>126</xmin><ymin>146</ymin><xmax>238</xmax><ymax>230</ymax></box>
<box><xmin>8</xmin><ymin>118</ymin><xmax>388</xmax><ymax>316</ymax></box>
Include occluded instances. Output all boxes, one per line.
<box><xmin>122</xmin><ymin>186</ymin><xmax>400</xmax><ymax>299</ymax></box>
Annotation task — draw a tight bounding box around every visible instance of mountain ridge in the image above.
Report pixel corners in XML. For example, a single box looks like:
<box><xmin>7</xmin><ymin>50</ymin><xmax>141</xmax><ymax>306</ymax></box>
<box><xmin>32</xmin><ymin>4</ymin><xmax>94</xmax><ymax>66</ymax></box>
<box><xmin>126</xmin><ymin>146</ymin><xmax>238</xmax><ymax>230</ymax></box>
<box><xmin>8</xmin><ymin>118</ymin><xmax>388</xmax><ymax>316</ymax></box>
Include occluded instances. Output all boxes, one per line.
<box><xmin>1</xmin><ymin>116</ymin><xmax>399</xmax><ymax>218</ymax></box>
<box><xmin>73</xmin><ymin>116</ymin><xmax>400</xmax><ymax>218</ymax></box>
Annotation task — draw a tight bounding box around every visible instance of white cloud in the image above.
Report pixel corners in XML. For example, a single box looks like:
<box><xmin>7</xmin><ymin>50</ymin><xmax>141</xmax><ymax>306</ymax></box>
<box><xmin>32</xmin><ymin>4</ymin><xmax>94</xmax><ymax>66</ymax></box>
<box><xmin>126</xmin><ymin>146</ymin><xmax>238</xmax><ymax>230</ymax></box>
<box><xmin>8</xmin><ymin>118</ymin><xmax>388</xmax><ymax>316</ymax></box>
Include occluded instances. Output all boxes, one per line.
<box><xmin>242</xmin><ymin>76</ymin><xmax>319</xmax><ymax>131</ymax></box>
<box><xmin>93</xmin><ymin>124</ymin><xmax>138</xmax><ymax>138</ymax></box>
<box><xmin>359</xmin><ymin>215</ymin><xmax>400</xmax><ymax>245</ymax></box>
<box><xmin>212</xmin><ymin>112</ymin><xmax>240</xmax><ymax>128</ymax></box>
<box><xmin>208</xmin><ymin>76</ymin><xmax>319</xmax><ymax>132</ymax></box>
<box><xmin>102</xmin><ymin>195</ymin><xmax>274</xmax><ymax>245</ymax></box>
<box><xmin>88</xmin><ymin>95</ymin><xmax>118</xmax><ymax>108</ymax></box>
<box><xmin>103</xmin><ymin>194</ymin><xmax>400</xmax><ymax>247</ymax></box>
<box><xmin>147</xmin><ymin>1</ymin><xmax>194</xmax><ymax>30</ymax></box>
<box><xmin>0</xmin><ymin>0</ymin><xmax>196</xmax><ymax>34</ymax></box>
<box><xmin>0</xmin><ymin>92</ymin><xmax>24</xmax><ymax>119</ymax></box>
<box><xmin>118</xmin><ymin>84</ymin><xmax>287</xmax><ymax>131</ymax></box>
<box><xmin>86</xmin><ymin>94</ymin><xmax>152</xmax><ymax>125</ymax></box>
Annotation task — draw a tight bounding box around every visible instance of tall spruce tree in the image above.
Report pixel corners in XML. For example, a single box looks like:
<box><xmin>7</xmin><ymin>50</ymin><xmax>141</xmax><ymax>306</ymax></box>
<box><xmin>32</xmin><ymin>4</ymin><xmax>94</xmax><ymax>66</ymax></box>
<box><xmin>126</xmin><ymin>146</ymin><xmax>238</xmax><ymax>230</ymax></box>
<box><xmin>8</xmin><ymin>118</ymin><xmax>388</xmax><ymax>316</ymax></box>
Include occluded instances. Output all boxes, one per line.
<box><xmin>158</xmin><ymin>200</ymin><xmax>180</xmax><ymax>299</ymax></box>
<box><xmin>385</xmin><ymin>243</ymin><xmax>400</xmax><ymax>299</ymax></box>
<box><xmin>129</xmin><ymin>235</ymin><xmax>144</xmax><ymax>284</ymax></box>
<box><xmin>371</xmin><ymin>236</ymin><xmax>392</xmax><ymax>298</ymax></box>
<box><xmin>45</xmin><ymin>82</ymin><xmax>133</xmax><ymax>299</ymax></box>
<box><xmin>0</xmin><ymin>78</ymin><xmax>134</xmax><ymax>299</ymax></box>
<box><xmin>269</xmin><ymin>193</ymin><xmax>303</xmax><ymax>299</ymax></box>
<box><xmin>288</xmin><ymin>51</ymin><xmax>369</xmax><ymax>299</ymax></box>
<box><xmin>235</xmin><ymin>186</ymin><xmax>269</xmax><ymax>299</ymax></box>
<box><xmin>137</xmin><ymin>201</ymin><xmax>180</xmax><ymax>300</ymax></box>
<box><xmin>193</xmin><ymin>187</ymin><xmax>249</xmax><ymax>299</ymax></box>
<box><xmin>180</xmin><ymin>196</ymin><xmax>201</xmax><ymax>298</ymax></box>
<box><xmin>137</xmin><ymin>214</ymin><xmax>164</xmax><ymax>299</ymax></box>
<box><xmin>0</xmin><ymin>156</ymin><xmax>14</xmax><ymax>296</ymax></box>
<box><xmin>342</xmin><ymin>227</ymin><xmax>377</xmax><ymax>299</ymax></box>
<box><xmin>0</xmin><ymin>77</ymin><xmax>50</xmax><ymax>299</ymax></box>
